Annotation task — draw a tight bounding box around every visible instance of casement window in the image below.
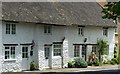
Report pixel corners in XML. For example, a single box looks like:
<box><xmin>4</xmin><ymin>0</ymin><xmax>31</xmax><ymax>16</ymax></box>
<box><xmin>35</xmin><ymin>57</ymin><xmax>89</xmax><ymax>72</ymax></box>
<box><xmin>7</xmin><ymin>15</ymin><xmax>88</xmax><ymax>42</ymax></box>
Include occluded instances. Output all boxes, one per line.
<box><xmin>6</xmin><ymin>23</ymin><xmax>16</xmax><ymax>34</ymax></box>
<box><xmin>78</xmin><ymin>27</ymin><xmax>84</xmax><ymax>36</ymax></box>
<box><xmin>53</xmin><ymin>44</ymin><xmax>62</xmax><ymax>56</ymax></box>
<box><xmin>44</xmin><ymin>26</ymin><xmax>52</xmax><ymax>34</ymax></box>
<box><xmin>74</xmin><ymin>45</ymin><xmax>80</xmax><ymax>57</ymax></box>
<box><xmin>22</xmin><ymin>47</ymin><xmax>28</xmax><ymax>58</ymax></box>
<box><xmin>5</xmin><ymin>46</ymin><xmax>16</xmax><ymax>59</ymax></box>
<box><xmin>92</xmin><ymin>45</ymin><xmax>97</xmax><ymax>54</ymax></box>
<box><xmin>6</xmin><ymin>24</ymin><xmax>10</xmax><ymax>34</ymax></box>
<box><xmin>103</xmin><ymin>28</ymin><xmax>108</xmax><ymax>36</ymax></box>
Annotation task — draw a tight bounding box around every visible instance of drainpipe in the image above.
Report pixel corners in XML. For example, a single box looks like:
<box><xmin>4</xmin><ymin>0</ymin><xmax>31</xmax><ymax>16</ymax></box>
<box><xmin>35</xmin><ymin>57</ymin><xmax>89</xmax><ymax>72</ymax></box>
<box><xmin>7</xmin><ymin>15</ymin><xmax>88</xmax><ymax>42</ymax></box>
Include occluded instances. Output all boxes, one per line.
<box><xmin>61</xmin><ymin>37</ymin><xmax>65</xmax><ymax>68</ymax></box>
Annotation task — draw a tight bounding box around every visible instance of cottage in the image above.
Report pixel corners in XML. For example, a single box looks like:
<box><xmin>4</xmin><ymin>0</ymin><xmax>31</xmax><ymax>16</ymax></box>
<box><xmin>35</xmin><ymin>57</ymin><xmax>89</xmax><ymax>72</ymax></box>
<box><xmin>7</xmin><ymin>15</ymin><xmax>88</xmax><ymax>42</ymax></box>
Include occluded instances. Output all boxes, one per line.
<box><xmin>0</xmin><ymin>2</ymin><xmax>116</xmax><ymax>72</ymax></box>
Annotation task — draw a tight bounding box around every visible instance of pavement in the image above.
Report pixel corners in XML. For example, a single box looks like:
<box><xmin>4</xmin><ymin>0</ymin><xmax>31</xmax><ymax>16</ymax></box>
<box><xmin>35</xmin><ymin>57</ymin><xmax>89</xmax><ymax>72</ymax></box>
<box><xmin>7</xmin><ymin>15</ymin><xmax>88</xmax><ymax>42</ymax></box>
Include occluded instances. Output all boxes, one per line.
<box><xmin>2</xmin><ymin>65</ymin><xmax>120</xmax><ymax>74</ymax></box>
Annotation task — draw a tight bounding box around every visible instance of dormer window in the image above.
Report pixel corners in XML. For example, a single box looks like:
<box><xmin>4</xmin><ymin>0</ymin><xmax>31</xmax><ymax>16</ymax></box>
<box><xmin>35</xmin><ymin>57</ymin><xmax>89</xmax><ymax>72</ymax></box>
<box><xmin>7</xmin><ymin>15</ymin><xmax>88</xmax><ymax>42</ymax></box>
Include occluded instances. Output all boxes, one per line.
<box><xmin>6</xmin><ymin>23</ymin><xmax>16</xmax><ymax>34</ymax></box>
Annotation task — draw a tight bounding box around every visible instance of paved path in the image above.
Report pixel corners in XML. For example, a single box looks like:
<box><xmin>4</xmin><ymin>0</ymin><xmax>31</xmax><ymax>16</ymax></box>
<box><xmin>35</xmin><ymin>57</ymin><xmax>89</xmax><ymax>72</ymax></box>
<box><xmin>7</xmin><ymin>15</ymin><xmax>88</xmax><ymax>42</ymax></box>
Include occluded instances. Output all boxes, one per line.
<box><xmin>23</xmin><ymin>65</ymin><xmax>119</xmax><ymax>72</ymax></box>
<box><xmin>2</xmin><ymin>65</ymin><xmax>120</xmax><ymax>74</ymax></box>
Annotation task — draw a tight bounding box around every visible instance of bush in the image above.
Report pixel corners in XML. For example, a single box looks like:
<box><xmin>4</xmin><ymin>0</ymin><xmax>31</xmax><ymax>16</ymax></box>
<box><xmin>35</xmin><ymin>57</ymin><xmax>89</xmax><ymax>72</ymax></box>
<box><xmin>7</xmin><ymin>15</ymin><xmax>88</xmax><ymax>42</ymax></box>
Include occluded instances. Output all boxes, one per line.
<box><xmin>110</xmin><ymin>60</ymin><xmax>116</xmax><ymax>65</ymax></box>
<box><xmin>68</xmin><ymin>61</ymin><xmax>73</xmax><ymax>68</ymax></box>
<box><xmin>74</xmin><ymin>58</ymin><xmax>88</xmax><ymax>68</ymax></box>
<box><xmin>30</xmin><ymin>61</ymin><xmax>36</xmax><ymax>71</ymax></box>
<box><xmin>111</xmin><ymin>58</ymin><xmax>118</xmax><ymax>64</ymax></box>
<box><xmin>94</xmin><ymin>59</ymin><xmax>99</xmax><ymax>66</ymax></box>
<box><xmin>87</xmin><ymin>61</ymin><xmax>92</xmax><ymax>66</ymax></box>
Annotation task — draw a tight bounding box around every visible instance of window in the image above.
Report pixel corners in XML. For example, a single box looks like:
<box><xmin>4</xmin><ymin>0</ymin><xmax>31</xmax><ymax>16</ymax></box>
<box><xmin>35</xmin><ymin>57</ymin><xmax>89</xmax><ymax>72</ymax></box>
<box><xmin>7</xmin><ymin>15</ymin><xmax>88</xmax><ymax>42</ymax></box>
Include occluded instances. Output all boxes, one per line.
<box><xmin>44</xmin><ymin>46</ymin><xmax>50</xmax><ymax>59</ymax></box>
<box><xmin>92</xmin><ymin>45</ymin><xmax>97</xmax><ymax>54</ymax></box>
<box><xmin>6</xmin><ymin>24</ymin><xmax>10</xmax><ymax>34</ymax></box>
<box><xmin>11</xmin><ymin>24</ymin><xmax>16</xmax><ymax>34</ymax></box>
<box><xmin>22</xmin><ymin>47</ymin><xmax>28</xmax><ymax>58</ymax></box>
<box><xmin>103</xmin><ymin>28</ymin><xmax>108</xmax><ymax>36</ymax></box>
<box><xmin>53</xmin><ymin>44</ymin><xmax>61</xmax><ymax>56</ymax></box>
<box><xmin>74</xmin><ymin>45</ymin><xmax>80</xmax><ymax>57</ymax></box>
<box><xmin>30</xmin><ymin>46</ymin><xmax>33</xmax><ymax>56</ymax></box>
<box><xmin>82</xmin><ymin>45</ymin><xmax>86</xmax><ymax>58</ymax></box>
<box><xmin>6</xmin><ymin>23</ymin><xmax>16</xmax><ymax>34</ymax></box>
<box><xmin>44</xmin><ymin>26</ymin><xmax>52</xmax><ymax>34</ymax></box>
<box><xmin>78</xmin><ymin>27</ymin><xmax>84</xmax><ymax>36</ymax></box>
<box><xmin>5</xmin><ymin>46</ymin><xmax>15</xmax><ymax>59</ymax></box>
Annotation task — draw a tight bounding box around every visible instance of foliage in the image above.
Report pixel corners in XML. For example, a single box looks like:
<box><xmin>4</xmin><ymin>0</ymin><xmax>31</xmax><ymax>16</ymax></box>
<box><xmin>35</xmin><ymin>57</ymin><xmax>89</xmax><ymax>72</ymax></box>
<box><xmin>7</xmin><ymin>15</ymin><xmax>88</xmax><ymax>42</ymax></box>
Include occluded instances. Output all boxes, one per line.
<box><xmin>110</xmin><ymin>60</ymin><xmax>116</xmax><ymax>65</ymax></box>
<box><xmin>30</xmin><ymin>61</ymin><xmax>36</xmax><ymax>71</ymax></box>
<box><xmin>111</xmin><ymin>58</ymin><xmax>119</xmax><ymax>64</ymax></box>
<box><xmin>102</xmin><ymin>2</ymin><xmax>120</xmax><ymax>20</ymax></box>
<box><xmin>97</xmin><ymin>39</ymin><xmax>108</xmax><ymax>55</ymax></box>
<box><xmin>97</xmin><ymin>39</ymin><xmax>108</xmax><ymax>64</ymax></box>
<box><xmin>87</xmin><ymin>61</ymin><xmax>92</xmax><ymax>66</ymax></box>
<box><xmin>68</xmin><ymin>60</ymin><xmax>73</xmax><ymax>68</ymax></box>
<box><xmin>94</xmin><ymin>58</ymin><xmax>99</xmax><ymax>66</ymax></box>
<box><xmin>102</xmin><ymin>55</ymin><xmax>109</xmax><ymax>64</ymax></box>
<box><xmin>114</xmin><ymin>45</ymin><xmax>118</xmax><ymax>58</ymax></box>
<box><xmin>74</xmin><ymin>58</ymin><xmax>88</xmax><ymax>68</ymax></box>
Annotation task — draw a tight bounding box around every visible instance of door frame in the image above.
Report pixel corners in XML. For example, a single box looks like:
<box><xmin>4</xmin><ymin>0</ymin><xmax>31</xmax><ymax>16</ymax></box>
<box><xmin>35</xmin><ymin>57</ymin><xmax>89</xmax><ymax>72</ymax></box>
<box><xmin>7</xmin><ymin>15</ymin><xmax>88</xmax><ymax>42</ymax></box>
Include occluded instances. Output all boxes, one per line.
<box><xmin>44</xmin><ymin>45</ymin><xmax>52</xmax><ymax>68</ymax></box>
<box><xmin>21</xmin><ymin>45</ymin><xmax>31</xmax><ymax>70</ymax></box>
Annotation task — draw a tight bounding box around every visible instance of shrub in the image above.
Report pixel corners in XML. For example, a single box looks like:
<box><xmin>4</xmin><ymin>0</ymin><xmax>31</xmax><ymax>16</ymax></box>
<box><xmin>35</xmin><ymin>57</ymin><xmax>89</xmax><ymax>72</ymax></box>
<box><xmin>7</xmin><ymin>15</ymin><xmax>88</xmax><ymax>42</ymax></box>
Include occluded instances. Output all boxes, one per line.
<box><xmin>30</xmin><ymin>61</ymin><xmax>36</xmax><ymax>71</ymax></box>
<box><xmin>111</xmin><ymin>58</ymin><xmax>118</xmax><ymax>64</ymax></box>
<box><xmin>74</xmin><ymin>58</ymin><xmax>88</xmax><ymax>68</ymax></box>
<box><xmin>110</xmin><ymin>60</ymin><xmax>116</xmax><ymax>65</ymax></box>
<box><xmin>94</xmin><ymin>59</ymin><xmax>99</xmax><ymax>66</ymax></box>
<box><xmin>87</xmin><ymin>61</ymin><xmax>92</xmax><ymax>66</ymax></box>
<box><xmin>68</xmin><ymin>61</ymin><xmax>73</xmax><ymax>68</ymax></box>
<box><xmin>117</xmin><ymin>58</ymin><xmax>120</xmax><ymax>64</ymax></box>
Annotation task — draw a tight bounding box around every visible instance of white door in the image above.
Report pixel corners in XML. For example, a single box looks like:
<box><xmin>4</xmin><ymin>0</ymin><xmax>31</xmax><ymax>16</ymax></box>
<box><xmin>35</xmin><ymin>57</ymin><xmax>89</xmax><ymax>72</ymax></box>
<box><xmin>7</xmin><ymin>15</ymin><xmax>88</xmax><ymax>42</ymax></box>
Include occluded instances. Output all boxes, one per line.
<box><xmin>21</xmin><ymin>46</ymin><xmax>30</xmax><ymax>70</ymax></box>
<box><xmin>44</xmin><ymin>46</ymin><xmax>50</xmax><ymax>68</ymax></box>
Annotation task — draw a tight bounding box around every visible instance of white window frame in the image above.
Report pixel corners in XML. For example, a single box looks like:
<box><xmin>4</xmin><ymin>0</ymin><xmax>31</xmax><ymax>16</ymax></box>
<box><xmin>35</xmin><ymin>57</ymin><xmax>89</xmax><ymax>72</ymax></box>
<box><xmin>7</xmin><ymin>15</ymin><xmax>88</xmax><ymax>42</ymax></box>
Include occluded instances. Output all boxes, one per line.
<box><xmin>53</xmin><ymin>44</ymin><xmax>62</xmax><ymax>56</ymax></box>
<box><xmin>4</xmin><ymin>46</ymin><xmax>16</xmax><ymax>60</ymax></box>
<box><xmin>6</xmin><ymin>23</ymin><xmax>16</xmax><ymax>34</ymax></box>
<box><xmin>22</xmin><ymin>46</ymin><xmax>28</xmax><ymax>58</ymax></box>
<box><xmin>74</xmin><ymin>45</ymin><xmax>80</xmax><ymax>57</ymax></box>
<box><xmin>78</xmin><ymin>27</ymin><xmax>84</xmax><ymax>36</ymax></box>
<box><xmin>103</xmin><ymin>28</ymin><xmax>108</xmax><ymax>36</ymax></box>
<box><xmin>44</xmin><ymin>26</ymin><xmax>52</xmax><ymax>34</ymax></box>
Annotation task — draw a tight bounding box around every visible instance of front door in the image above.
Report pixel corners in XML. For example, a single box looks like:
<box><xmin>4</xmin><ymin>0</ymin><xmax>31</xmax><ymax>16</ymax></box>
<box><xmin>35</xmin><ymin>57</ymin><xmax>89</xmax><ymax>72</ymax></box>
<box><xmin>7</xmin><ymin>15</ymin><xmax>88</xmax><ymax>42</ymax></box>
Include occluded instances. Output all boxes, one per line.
<box><xmin>44</xmin><ymin>46</ymin><xmax>50</xmax><ymax>68</ymax></box>
<box><xmin>82</xmin><ymin>45</ymin><xmax>87</xmax><ymax>61</ymax></box>
<box><xmin>21</xmin><ymin>46</ymin><xmax>30</xmax><ymax>70</ymax></box>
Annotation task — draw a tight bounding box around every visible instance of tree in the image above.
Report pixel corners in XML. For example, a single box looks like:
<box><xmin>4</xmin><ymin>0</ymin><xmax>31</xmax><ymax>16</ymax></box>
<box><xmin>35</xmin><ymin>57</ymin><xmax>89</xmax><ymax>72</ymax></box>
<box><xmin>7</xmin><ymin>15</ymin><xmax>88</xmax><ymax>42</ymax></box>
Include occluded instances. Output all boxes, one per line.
<box><xmin>102</xmin><ymin>1</ymin><xmax>120</xmax><ymax>63</ymax></box>
<box><xmin>97</xmin><ymin>39</ymin><xmax>108</xmax><ymax>64</ymax></box>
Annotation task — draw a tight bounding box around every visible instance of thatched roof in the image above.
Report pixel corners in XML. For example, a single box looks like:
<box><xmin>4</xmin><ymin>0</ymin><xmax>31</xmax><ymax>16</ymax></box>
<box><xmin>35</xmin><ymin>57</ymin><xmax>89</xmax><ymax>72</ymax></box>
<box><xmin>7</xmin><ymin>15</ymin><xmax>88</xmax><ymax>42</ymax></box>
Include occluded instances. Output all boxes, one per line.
<box><xmin>2</xmin><ymin>2</ymin><xmax>116</xmax><ymax>27</ymax></box>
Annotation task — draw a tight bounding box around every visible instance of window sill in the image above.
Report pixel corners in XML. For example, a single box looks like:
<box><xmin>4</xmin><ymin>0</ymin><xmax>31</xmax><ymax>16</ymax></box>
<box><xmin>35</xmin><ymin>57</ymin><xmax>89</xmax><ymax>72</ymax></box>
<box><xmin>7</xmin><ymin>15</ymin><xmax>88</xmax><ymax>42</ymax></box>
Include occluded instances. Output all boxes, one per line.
<box><xmin>4</xmin><ymin>59</ymin><xmax>17</xmax><ymax>62</ymax></box>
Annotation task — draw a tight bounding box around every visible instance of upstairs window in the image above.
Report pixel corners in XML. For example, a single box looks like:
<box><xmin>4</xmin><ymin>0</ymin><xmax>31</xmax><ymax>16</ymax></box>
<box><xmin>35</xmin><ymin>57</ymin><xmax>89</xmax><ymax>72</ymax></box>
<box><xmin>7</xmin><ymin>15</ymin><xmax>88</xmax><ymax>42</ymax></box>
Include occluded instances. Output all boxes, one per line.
<box><xmin>6</xmin><ymin>24</ymin><xmax>10</xmax><ymax>34</ymax></box>
<box><xmin>44</xmin><ymin>26</ymin><xmax>52</xmax><ymax>34</ymax></box>
<box><xmin>6</xmin><ymin>23</ymin><xmax>16</xmax><ymax>34</ymax></box>
<box><xmin>103</xmin><ymin>28</ymin><xmax>108</xmax><ymax>36</ymax></box>
<box><xmin>78</xmin><ymin>27</ymin><xmax>84</xmax><ymax>36</ymax></box>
